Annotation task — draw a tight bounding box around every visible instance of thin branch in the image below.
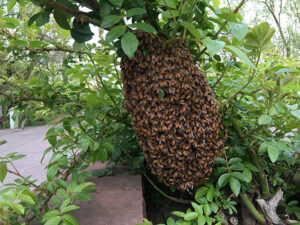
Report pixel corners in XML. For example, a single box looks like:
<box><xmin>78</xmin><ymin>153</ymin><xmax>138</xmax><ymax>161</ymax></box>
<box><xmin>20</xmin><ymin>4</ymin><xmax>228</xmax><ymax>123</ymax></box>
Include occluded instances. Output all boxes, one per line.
<box><xmin>143</xmin><ymin>172</ymin><xmax>191</xmax><ymax>204</ymax></box>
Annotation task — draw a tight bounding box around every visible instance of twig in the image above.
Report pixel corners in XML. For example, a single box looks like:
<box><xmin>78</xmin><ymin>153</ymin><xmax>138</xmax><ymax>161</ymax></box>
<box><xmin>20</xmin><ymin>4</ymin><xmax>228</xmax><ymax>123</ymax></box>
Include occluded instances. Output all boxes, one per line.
<box><xmin>143</xmin><ymin>172</ymin><xmax>191</xmax><ymax>204</ymax></box>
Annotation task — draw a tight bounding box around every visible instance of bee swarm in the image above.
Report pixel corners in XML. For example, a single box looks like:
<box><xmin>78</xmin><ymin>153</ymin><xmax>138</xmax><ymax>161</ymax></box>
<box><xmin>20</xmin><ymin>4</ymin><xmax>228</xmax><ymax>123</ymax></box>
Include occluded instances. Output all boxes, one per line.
<box><xmin>121</xmin><ymin>31</ymin><xmax>224</xmax><ymax>190</ymax></box>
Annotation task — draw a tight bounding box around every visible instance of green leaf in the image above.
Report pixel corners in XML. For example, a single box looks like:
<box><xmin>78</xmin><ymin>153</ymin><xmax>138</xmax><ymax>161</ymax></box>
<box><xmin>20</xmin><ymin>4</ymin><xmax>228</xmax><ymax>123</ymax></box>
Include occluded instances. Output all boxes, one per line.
<box><xmin>267</xmin><ymin>145</ymin><xmax>279</xmax><ymax>163</ymax></box>
<box><xmin>17</xmin><ymin>193</ymin><xmax>35</xmax><ymax>205</ymax></box>
<box><xmin>0</xmin><ymin>139</ymin><xmax>7</xmax><ymax>145</ymax></box>
<box><xmin>61</xmin><ymin>205</ymin><xmax>80</xmax><ymax>213</ymax></box>
<box><xmin>70</xmin><ymin>29</ymin><xmax>93</xmax><ymax>43</ymax></box>
<box><xmin>184</xmin><ymin>212</ymin><xmax>198</xmax><ymax>221</ymax></box>
<box><xmin>212</xmin><ymin>0</ymin><xmax>220</xmax><ymax>8</ymax></box>
<box><xmin>84</xmin><ymin>109</ymin><xmax>96</xmax><ymax>125</ymax></box>
<box><xmin>172</xmin><ymin>211</ymin><xmax>185</xmax><ymax>217</ymax></box>
<box><xmin>36</xmin><ymin>12</ymin><xmax>50</xmax><ymax>27</ymax></box>
<box><xmin>198</xmin><ymin>214</ymin><xmax>206</xmax><ymax>225</ymax></box>
<box><xmin>204</xmin><ymin>204</ymin><xmax>212</xmax><ymax>216</ymax></box>
<box><xmin>7</xmin><ymin>0</ymin><xmax>17</xmax><ymax>11</ymax></box>
<box><xmin>291</xmin><ymin>110</ymin><xmax>300</xmax><ymax>120</ymax></box>
<box><xmin>126</xmin><ymin>8</ymin><xmax>146</xmax><ymax>17</ymax></box>
<box><xmin>228</xmin><ymin>157</ymin><xmax>242</xmax><ymax>165</ymax></box>
<box><xmin>44</xmin><ymin>216</ymin><xmax>61</xmax><ymax>225</ymax></box>
<box><xmin>47</xmin><ymin>163</ymin><xmax>59</xmax><ymax>181</ymax></box>
<box><xmin>121</xmin><ymin>32</ymin><xmax>139</xmax><ymax>59</ymax></box>
<box><xmin>218</xmin><ymin>173</ymin><xmax>230</xmax><ymax>187</ymax></box>
<box><xmin>28</xmin><ymin>13</ymin><xmax>41</xmax><ymax>26</ymax></box>
<box><xmin>162</xmin><ymin>10</ymin><xmax>179</xmax><ymax>19</ymax></box>
<box><xmin>214</xmin><ymin>157</ymin><xmax>226</xmax><ymax>164</ymax></box>
<box><xmin>218</xmin><ymin>13</ymin><xmax>242</xmax><ymax>22</ymax></box>
<box><xmin>195</xmin><ymin>187</ymin><xmax>208</xmax><ymax>200</ymax></box>
<box><xmin>258</xmin><ymin>114</ymin><xmax>272</xmax><ymax>125</ymax></box>
<box><xmin>225</xmin><ymin>46</ymin><xmax>256</xmax><ymax>69</ymax></box>
<box><xmin>99</xmin><ymin>149</ymin><xmax>108</xmax><ymax>163</ymax></box>
<box><xmin>0</xmin><ymin>163</ymin><xmax>7</xmax><ymax>183</ymax></box>
<box><xmin>12</xmin><ymin>203</ymin><xmax>25</xmax><ymax>215</ymax></box>
<box><xmin>62</xmin><ymin>214</ymin><xmax>79</xmax><ymax>225</ymax></box>
<box><xmin>191</xmin><ymin>202</ymin><xmax>203</xmax><ymax>214</ymax></box>
<box><xmin>228</xmin><ymin>22</ymin><xmax>248</xmax><ymax>42</ymax></box>
<box><xmin>159</xmin><ymin>0</ymin><xmax>177</xmax><ymax>8</ymax></box>
<box><xmin>243</xmin><ymin>168</ymin><xmax>252</xmax><ymax>183</ymax></box>
<box><xmin>129</xmin><ymin>23</ymin><xmax>157</xmax><ymax>33</ymax></box>
<box><xmin>229</xmin><ymin>177</ymin><xmax>241</xmax><ymax>197</ymax></box>
<box><xmin>53</xmin><ymin>9</ymin><xmax>70</xmax><ymax>30</ymax></box>
<box><xmin>105</xmin><ymin>25</ymin><xmax>126</xmax><ymax>42</ymax></box>
<box><xmin>57</xmin><ymin>188</ymin><xmax>69</xmax><ymax>199</ymax></box>
<box><xmin>232</xmin><ymin>172</ymin><xmax>248</xmax><ymax>183</ymax></box>
<box><xmin>101</xmin><ymin>15</ymin><xmax>122</xmax><ymax>29</ymax></box>
<box><xmin>206</xmin><ymin>188</ymin><xmax>215</xmax><ymax>202</ymax></box>
<box><xmin>167</xmin><ymin>217</ymin><xmax>176</xmax><ymax>225</ymax></box>
<box><xmin>202</xmin><ymin>39</ymin><xmax>226</xmax><ymax>56</ymax></box>
<box><xmin>108</xmin><ymin>0</ymin><xmax>123</xmax><ymax>7</ymax></box>
<box><xmin>102</xmin><ymin>143</ymin><xmax>114</xmax><ymax>152</ymax></box>
<box><xmin>181</xmin><ymin>22</ymin><xmax>202</xmax><ymax>40</ymax></box>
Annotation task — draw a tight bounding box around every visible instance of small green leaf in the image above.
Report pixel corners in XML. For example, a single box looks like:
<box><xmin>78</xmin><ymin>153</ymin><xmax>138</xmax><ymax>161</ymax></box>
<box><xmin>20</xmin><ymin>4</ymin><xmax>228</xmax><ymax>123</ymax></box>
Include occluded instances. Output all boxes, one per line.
<box><xmin>172</xmin><ymin>211</ymin><xmax>185</xmax><ymax>217</ymax></box>
<box><xmin>228</xmin><ymin>22</ymin><xmax>248</xmax><ymax>42</ymax></box>
<box><xmin>191</xmin><ymin>202</ymin><xmax>203</xmax><ymax>214</ymax></box>
<box><xmin>0</xmin><ymin>163</ymin><xmax>7</xmax><ymax>183</ymax></box>
<box><xmin>229</xmin><ymin>177</ymin><xmax>241</xmax><ymax>197</ymax></box>
<box><xmin>84</xmin><ymin>109</ymin><xmax>96</xmax><ymax>125</ymax></box>
<box><xmin>167</xmin><ymin>217</ymin><xmax>176</xmax><ymax>225</ymax></box>
<box><xmin>12</xmin><ymin>203</ymin><xmax>25</xmax><ymax>215</ymax></box>
<box><xmin>225</xmin><ymin>45</ymin><xmax>256</xmax><ymax>69</ymax></box>
<box><xmin>43</xmin><ymin>210</ymin><xmax>60</xmax><ymax>222</ymax></box>
<box><xmin>206</xmin><ymin>188</ymin><xmax>215</xmax><ymax>202</ymax></box>
<box><xmin>62</xmin><ymin>214</ymin><xmax>79</xmax><ymax>225</ymax></box>
<box><xmin>53</xmin><ymin>9</ymin><xmax>70</xmax><ymax>30</ymax></box>
<box><xmin>57</xmin><ymin>188</ymin><xmax>69</xmax><ymax>199</ymax></box>
<box><xmin>105</xmin><ymin>25</ymin><xmax>126</xmax><ymax>42</ymax></box>
<box><xmin>232</xmin><ymin>172</ymin><xmax>248</xmax><ymax>183</ymax></box>
<box><xmin>218</xmin><ymin>173</ymin><xmax>230</xmax><ymax>187</ymax></box>
<box><xmin>214</xmin><ymin>157</ymin><xmax>226</xmax><ymax>164</ymax></box>
<box><xmin>202</xmin><ymin>39</ymin><xmax>226</xmax><ymax>56</ymax></box>
<box><xmin>184</xmin><ymin>212</ymin><xmax>198</xmax><ymax>221</ymax></box>
<box><xmin>198</xmin><ymin>214</ymin><xmax>206</xmax><ymax>225</ymax></box>
<box><xmin>159</xmin><ymin>0</ymin><xmax>177</xmax><ymax>8</ymax></box>
<box><xmin>47</xmin><ymin>163</ymin><xmax>59</xmax><ymax>181</ymax></box>
<box><xmin>267</xmin><ymin>145</ymin><xmax>279</xmax><ymax>163</ymax></box>
<box><xmin>108</xmin><ymin>0</ymin><xmax>123</xmax><ymax>7</ymax></box>
<box><xmin>204</xmin><ymin>204</ymin><xmax>212</xmax><ymax>216</ymax></box>
<box><xmin>181</xmin><ymin>22</ymin><xmax>202</xmax><ymax>40</ymax></box>
<box><xmin>195</xmin><ymin>187</ymin><xmax>208</xmax><ymax>200</ymax></box>
<box><xmin>44</xmin><ymin>216</ymin><xmax>61</xmax><ymax>225</ymax></box>
<box><xmin>121</xmin><ymin>32</ymin><xmax>139</xmax><ymax>59</ymax></box>
<box><xmin>99</xmin><ymin>149</ymin><xmax>108</xmax><ymax>163</ymax></box>
<box><xmin>212</xmin><ymin>0</ymin><xmax>220</xmax><ymax>8</ymax></box>
<box><xmin>258</xmin><ymin>114</ymin><xmax>272</xmax><ymax>125</ymax></box>
<box><xmin>102</xmin><ymin>143</ymin><xmax>114</xmax><ymax>152</ymax></box>
<box><xmin>61</xmin><ymin>205</ymin><xmax>80</xmax><ymax>213</ymax></box>
<box><xmin>243</xmin><ymin>168</ymin><xmax>252</xmax><ymax>183</ymax></box>
<box><xmin>129</xmin><ymin>23</ymin><xmax>157</xmax><ymax>33</ymax></box>
<box><xmin>229</xmin><ymin>157</ymin><xmax>242</xmax><ymax>165</ymax></box>
<box><xmin>7</xmin><ymin>0</ymin><xmax>17</xmax><ymax>11</ymax></box>
<box><xmin>126</xmin><ymin>8</ymin><xmax>146</xmax><ymax>17</ymax></box>
<box><xmin>101</xmin><ymin>15</ymin><xmax>122</xmax><ymax>29</ymax></box>
<box><xmin>36</xmin><ymin>12</ymin><xmax>50</xmax><ymax>27</ymax></box>
<box><xmin>291</xmin><ymin>110</ymin><xmax>300</xmax><ymax>120</ymax></box>
<box><xmin>17</xmin><ymin>193</ymin><xmax>35</xmax><ymax>205</ymax></box>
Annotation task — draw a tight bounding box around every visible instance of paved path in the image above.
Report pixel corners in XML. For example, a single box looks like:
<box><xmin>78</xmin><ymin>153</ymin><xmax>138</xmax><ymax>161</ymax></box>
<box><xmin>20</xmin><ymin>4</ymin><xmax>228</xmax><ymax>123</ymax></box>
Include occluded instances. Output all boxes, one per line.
<box><xmin>0</xmin><ymin>126</ymin><xmax>144</xmax><ymax>225</ymax></box>
<box><xmin>0</xmin><ymin>126</ymin><xmax>51</xmax><ymax>184</ymax></box>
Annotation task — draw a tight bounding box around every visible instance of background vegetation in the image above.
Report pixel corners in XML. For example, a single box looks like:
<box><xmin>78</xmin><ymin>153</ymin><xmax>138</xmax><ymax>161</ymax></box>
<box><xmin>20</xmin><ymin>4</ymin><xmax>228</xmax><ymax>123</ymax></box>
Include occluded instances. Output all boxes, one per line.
<box><xmin>0</xmin><ymin>0</ymin><xmax>299</xmax><ymax>224</ymax></box>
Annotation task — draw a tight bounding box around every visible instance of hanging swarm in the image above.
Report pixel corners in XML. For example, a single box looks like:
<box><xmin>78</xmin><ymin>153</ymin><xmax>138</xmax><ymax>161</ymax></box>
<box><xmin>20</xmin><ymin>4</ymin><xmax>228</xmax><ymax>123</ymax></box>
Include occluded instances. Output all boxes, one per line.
<box><xmin>120</xmin><ymin>31</ymin><xmax>225</xmax><ymax>190</ymax></box>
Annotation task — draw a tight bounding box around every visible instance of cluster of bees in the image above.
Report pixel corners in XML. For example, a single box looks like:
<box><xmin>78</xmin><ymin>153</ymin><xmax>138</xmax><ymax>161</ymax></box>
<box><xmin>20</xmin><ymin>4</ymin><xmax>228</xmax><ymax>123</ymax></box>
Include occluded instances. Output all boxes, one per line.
<box><xmin>120</xmin><ymin>31</ymin><xmax>224</xmax><ymax>190</ymax></box>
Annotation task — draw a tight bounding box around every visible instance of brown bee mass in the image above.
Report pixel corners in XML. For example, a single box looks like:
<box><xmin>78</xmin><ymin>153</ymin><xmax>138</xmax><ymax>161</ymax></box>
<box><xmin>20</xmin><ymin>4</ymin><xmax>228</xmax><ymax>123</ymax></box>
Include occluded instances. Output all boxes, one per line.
<box><xmin>120</xmin><ymin>31</ymin><xmax>225</xmax><ymax>190</ymax></box>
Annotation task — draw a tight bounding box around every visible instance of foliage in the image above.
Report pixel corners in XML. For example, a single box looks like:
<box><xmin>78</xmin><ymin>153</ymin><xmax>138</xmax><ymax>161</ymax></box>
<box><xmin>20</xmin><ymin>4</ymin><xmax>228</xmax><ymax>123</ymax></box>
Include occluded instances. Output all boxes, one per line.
<box><xmin>0</xmin><ymin>0</ymin><xmax>299</xmax><ymax>224</ymax></box>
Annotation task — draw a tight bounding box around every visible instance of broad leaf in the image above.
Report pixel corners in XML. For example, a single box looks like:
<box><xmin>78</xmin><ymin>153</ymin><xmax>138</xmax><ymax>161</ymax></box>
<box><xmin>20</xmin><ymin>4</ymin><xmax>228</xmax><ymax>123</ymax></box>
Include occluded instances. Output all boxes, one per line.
<box><xmin>229</xmin><ymin>177</ymin><xmax>241</xmax><ymax>196</ymax></box>
<box><xmin>267</xmin><ymin>145</ymin><xmax>279</xmax><ymax>163</ymax></box>
<box><xmin>258</xmin><ymin>114</ymin><xmax>272</xmax><ymax>125</ymax></box>
<box><xmin>108</xmin><ymin>0</ymin><xmax>123</xmax><ymax>7</ymax></box>
<box><xmin>217</xmin><ymin>173</ymin><xmax>230</xmax><ymax>187</ymax></box>
<box><xmin>129</xmin><ymin>23</ymin><xmax>157</xmax><ymax>33</ymax></box>
<box><xmin>225</xmin><ymin>45</ymin><xmax>256</xmax><ymax>69</ymax></box>
<box><xmin>202</xmin><ymin>39</ymin><xmax>226</xmax><ymax>56</ymax></box>
<box><xmin>105</xmin><ymin>25</ymin><xmax>126</xmax><ymax>42</ymax></box>
<box><xmin>181</xmin><ymin>22</ymin><xmax>202</xmax><ymax>40</ymax></box>
<box><xmin>121</xmin><ymin>32</ymin><xmax>139</xmax><ymax>59</ymax></box>
<box><xmin>53</xmin><ymin>9</ymin><xmax>70</xmax><ymax>30</ymax></box>
<box><xmin>291</xmin><ymin>110</ymin><xmax>300</xmax><ymax>120</ymax></box>
<box><xmin>184</xmin><ymin>212</ymin><xmax>198</xmax><ymax>221</ymax></box>
<box><xmin>126</xmin><ymin>8</ymin><xmax>146</xmax><ymax>17</ymax></box>
<box><xmin>101</xmin><ymin>15</ymin><xmax>122</xmax><ymax>29</ymax></box>
<box><xmin>0</xmin><ymin>163</ymin><xmax>7</xmax><ymax>183</ymax></box>
<box><xmin>229</xmin><ymin>22</ymin><xmax>248</xmax><ymax>42</ymax></box>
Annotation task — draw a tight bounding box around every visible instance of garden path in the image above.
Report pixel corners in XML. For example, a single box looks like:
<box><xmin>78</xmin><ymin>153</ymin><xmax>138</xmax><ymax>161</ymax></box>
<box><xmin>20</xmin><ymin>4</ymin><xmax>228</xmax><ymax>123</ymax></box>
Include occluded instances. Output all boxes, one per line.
<box><xmin>0</xmin><ymin>126</ymin><xmax>144</xmax><ymax>225</ymax></box>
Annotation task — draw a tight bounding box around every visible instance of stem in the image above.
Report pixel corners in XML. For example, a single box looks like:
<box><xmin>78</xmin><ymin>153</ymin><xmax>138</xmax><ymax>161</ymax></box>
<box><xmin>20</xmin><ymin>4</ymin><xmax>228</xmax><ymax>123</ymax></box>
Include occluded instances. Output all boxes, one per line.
<box><xmin>240</xmin><ymin>193</ymin><xmax>267</xmax><ymax>224</ymax></box>
<box><xmin>229</xmin><ymin>115</ymin><xmax>271</xmax><ymax>199</ymax></box>
<box><xmin>143</xmin><ymin>172</ymin><xmax>191</xmax><ymax>204</ymax></box>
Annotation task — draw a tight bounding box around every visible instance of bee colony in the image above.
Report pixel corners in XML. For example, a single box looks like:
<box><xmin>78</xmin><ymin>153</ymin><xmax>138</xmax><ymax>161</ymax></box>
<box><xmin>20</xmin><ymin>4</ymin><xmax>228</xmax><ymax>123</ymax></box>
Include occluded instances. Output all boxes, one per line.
<box><xmin>121</xmin><ymin>31</ymin><xmax>224</xmax><ymax>190</ymax></box>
